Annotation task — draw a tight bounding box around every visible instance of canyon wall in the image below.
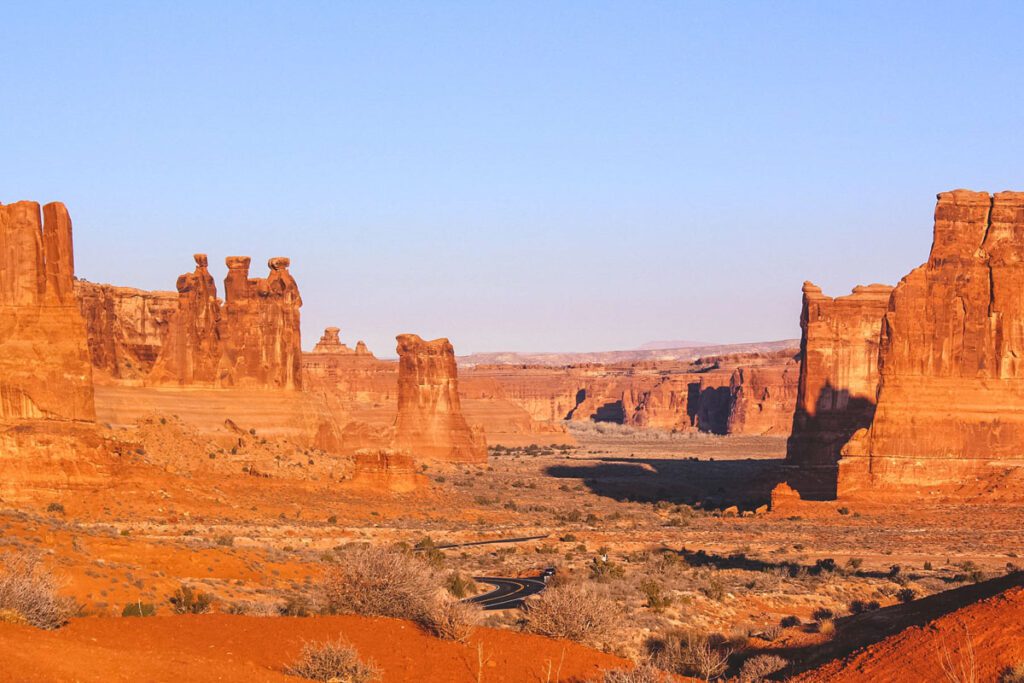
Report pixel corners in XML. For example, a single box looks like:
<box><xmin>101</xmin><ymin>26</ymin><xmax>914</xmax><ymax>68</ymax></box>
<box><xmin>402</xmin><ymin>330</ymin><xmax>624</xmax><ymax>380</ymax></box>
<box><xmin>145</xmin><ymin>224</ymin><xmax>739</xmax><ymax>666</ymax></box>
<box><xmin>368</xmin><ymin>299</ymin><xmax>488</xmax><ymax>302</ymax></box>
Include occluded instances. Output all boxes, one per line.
<box><xmin>460</xmin><ymin>351</ymin><xmax>799</xmax><ymax>437</ymax></box>
<box><xmin>784</xmin><ymin>282</ymin><xmax>892</xmax><ymax>498</ymax></box>
<box><xmin>0</xmin><ymin>201</ymin><xmax>95</xmax><ymax>421</ymax></box>
<box><xmin>838</xmin><ymin>190</ymin><xmax>1024</xmax><ymax>494</ymax></box>
<box><xmin>395</xmin><ymin>334</ymin><xmax>487</xmax><ymax>462</ymax></box>
<box><xmin>75</xmin><ymin>282</ymin><xmax>177</xmax><ymax>381</ymax></box>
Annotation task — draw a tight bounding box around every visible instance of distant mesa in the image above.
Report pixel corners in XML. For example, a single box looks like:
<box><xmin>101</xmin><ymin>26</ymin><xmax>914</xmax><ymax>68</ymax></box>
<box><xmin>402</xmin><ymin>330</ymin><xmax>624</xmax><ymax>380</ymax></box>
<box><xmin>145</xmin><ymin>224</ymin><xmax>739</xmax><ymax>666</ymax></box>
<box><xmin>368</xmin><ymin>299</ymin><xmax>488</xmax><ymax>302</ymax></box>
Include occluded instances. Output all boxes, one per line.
<box><xmin>636</xmin><ymin>339</ymin><xmax>714</xmax><ymax>350</ymax></box>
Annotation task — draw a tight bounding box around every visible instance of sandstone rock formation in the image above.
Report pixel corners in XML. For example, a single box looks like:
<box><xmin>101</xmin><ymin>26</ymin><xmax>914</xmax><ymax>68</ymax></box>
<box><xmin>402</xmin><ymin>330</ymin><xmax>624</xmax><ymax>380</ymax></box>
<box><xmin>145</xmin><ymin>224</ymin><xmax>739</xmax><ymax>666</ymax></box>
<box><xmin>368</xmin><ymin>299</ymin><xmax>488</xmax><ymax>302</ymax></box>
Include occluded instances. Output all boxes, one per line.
<box><xmin>0</xmin><ymin>201</ymin><xmax>95</xmax><ymax>421</ymax></box>
<box><xmin>838</xmin><ymin>190</ymin><xmax>1024</xmax><ymax>494</ymax></box>
<box><xmin>784</xmin><ymin>282</ymin><xmax>892</xmax><ymax>497</ymax></box>
<box><xmin>219</xmin><ymin>256</ymin><xmax>303</xmax><ymax>390</ymax></box>
<box><xmin>395</xmin><ymin>334</ymin><xmax>486</xmax><ymax>462</ymax></box>
<box><xmin>149</xmin><ymin>254</ymin><xmax>223</xmax><ymax>385</ymax></box>
<box><xmin>727</xmin><ymin>360</ymin><xmax>800</xmax><ymax>435</ymax></box>
<box><xmin>146</xmin><ymin>255</ymin><xmax>303</xmax><ymax>389</ymax></box>
<box><xmin>348</xmin><ymin>448</ymin><xmax>418</xmax><ymax>492</ymax></box>
<box><xmin>75</xmin><ymin>281</ymin><xmax>177</xmax><ymax>380</ymax></box>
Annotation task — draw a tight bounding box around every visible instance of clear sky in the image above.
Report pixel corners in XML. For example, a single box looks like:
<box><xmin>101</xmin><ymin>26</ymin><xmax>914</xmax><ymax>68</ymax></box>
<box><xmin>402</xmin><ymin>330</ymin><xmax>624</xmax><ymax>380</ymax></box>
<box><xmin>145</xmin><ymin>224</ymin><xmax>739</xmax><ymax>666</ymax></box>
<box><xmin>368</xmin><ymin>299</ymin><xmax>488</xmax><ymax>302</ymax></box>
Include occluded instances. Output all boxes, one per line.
<box><xmin>3</xmin><ymin>2</ymin><xmax>1023</xmax><ymax>356</ymax></box>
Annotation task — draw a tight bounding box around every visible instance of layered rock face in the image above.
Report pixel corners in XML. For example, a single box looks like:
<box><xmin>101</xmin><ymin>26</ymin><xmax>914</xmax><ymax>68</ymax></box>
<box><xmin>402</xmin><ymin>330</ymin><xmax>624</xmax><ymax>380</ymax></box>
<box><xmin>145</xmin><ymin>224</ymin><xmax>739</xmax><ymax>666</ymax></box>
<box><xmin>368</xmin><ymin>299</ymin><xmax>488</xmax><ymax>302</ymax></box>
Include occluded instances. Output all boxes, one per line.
<box><xmin>460</xmin><ymin>351</ymin><xmax>799</xmax><ymax>437</ymax></box>
<box><xmin>395</xmin><ymin>334</ymin><xmax>487</xmax><ymax>462</ymax></box>
<box><xmin>149</xmin><ymin>254</ymin><xmax>223</xmax><ymax>385</ymax></box>
<box><xmin>784</xmin><ymin>282</ymin><xmax>892</xmax><ymax>497</ymax></box>
<box><xmin>76</xmin><ymin>282</ymin><xmax>177</xmax><ymax>380</ymax></box>
<box><xmin>838</xmin><ymin>190</ymin><xmax>1024</xmax><ymax>493</ymax></box>
<box><xmin>146</xmin><ymin>255</ymin><xmax>303</xmax><ymax>389</ymax></box>
<box><xmin>218</xmin><ymin>256</ymin><xmax>303</xmax><ymax>390</ymax></box>
<box><xmin>0</xmin><ymin>201</ymin><xmax>95</xmax><ymax>421</ymax></box>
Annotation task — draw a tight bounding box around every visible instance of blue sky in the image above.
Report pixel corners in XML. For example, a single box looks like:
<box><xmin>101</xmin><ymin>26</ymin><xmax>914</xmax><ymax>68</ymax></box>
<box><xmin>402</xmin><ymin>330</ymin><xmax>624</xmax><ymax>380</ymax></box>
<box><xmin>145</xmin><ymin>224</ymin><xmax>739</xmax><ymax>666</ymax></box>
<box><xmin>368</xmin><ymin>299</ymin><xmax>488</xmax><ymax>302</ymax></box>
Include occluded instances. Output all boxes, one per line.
<box><xmin>3</xmin><ymin>1</ymin><xmax>1022</xmax><ymax>355</ymax></box>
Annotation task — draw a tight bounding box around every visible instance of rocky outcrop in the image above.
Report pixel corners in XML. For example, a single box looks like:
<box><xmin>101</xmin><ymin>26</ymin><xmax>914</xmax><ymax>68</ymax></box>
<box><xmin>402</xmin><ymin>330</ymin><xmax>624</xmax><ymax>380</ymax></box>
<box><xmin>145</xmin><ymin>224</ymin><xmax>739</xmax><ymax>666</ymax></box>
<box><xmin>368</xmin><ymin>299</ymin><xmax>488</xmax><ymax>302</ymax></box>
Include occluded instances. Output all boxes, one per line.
<box><xmin>149</xmin><ymin>254</ymin><xmax>223</xmax><ymax>386</ymax></box>
<box><xmin>75</xmin><ymin>281</ymin><xmax>177</xmax><ymax>380</ymax></box>
<box><xmin>348</xmin><ymin>448</ymin><xmax>418</xmax><ymax>492</ymax></box>
<box><xmin>838</xmin><ymin>190</ymin><xmax>1024</xmax><ymax>494</ymax></box>
<box><xmin>728</xmin><ymin>360</ymin><xmax>800</xmax><ymax>435</ymax></box>
<box><xmin>147</xmin><ymin>255</ymin><xmax>303</xmax><ymax>389</ymax></box>
<box><xmin>0</xmin><ymin>201</ymin><xmax>95</xmax><ymax>421</ymax></box>
<box><xmin>219</xmin><ymin>256</ymin><xmax>303</xmax><ymax>390</ymax></box>
<box><xmin>784</xmin><ymin>282</ymin><xmax>892</xmax><ymax>497</ymax></box>
<box><xmin>395</xmin><ymin>334</ymin><xmax>487</xmax><ymax>462</ymax></box>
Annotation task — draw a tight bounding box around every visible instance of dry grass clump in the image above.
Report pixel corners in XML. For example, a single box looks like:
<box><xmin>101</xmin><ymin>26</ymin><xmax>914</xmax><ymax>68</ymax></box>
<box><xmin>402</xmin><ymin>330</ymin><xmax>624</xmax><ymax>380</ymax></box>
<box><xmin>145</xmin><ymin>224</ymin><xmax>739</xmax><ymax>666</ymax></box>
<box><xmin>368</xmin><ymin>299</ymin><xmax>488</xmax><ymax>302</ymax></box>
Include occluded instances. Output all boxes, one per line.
<box><xmin>0</xmin><ymin>551</ymin><xmax>76</xmax><ymax>629</ymax></box>
<box><xmin>600</xmin><ymin>663</ymin><xmax>672</xmax><ymax>682</ymax></box>
<box><xmin>523</xmin><ymin>582</ymin><xmax>618</xmax><ymax>646</ymax></box>
<box><xmin>738</xmin><ymin>654</ymin><xmax>788</xmax><ymax>682</ymax></box>
<box><xmin>320</xmin><ymin>545</ymin><xmax>437</xmax><ymax>620</ymax></box>
<box><xmin>421</xmin><ymin>594</ymin><xmax>481</xmax><ymax>642</ymax></box>
<box><xmin>648</xmin><ymin>629</ymin><xmax>733</xmax><ymax>681</ymax></box>
<box><xmin>285</xmin><ymin>637</ymin><xmax>381</xmax><ymax>682</ymax></box>
<box><xmin>1001</xmin><ymin>662</ymin><xmax>1024</xmax><ymax>683</ymax></box>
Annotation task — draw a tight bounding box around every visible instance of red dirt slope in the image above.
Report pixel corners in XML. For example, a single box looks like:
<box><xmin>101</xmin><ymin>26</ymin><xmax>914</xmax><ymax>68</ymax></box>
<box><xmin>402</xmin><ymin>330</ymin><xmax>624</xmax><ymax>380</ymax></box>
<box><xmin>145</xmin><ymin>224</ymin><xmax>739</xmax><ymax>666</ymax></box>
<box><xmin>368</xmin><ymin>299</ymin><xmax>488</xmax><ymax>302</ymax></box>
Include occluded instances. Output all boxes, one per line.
<box><xmin>0</xmin><ymin>613</ymin><xmax>627</xmax><ymax>682</ymax></box>
<box><xmin>800</xmin><ymin>585</ymin><xmax>1024</xmax><ymax>682</ymax></box>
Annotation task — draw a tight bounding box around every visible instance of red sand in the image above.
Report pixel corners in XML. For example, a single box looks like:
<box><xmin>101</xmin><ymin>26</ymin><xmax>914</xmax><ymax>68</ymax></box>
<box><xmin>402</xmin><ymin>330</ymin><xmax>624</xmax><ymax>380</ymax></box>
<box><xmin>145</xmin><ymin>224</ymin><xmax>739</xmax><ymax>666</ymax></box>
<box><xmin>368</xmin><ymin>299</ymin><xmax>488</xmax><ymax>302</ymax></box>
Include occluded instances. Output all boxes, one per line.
<box><xmin>0</xmin><ymin>614</ymin><xmax>628</xmax><ymax>682</ymax></box>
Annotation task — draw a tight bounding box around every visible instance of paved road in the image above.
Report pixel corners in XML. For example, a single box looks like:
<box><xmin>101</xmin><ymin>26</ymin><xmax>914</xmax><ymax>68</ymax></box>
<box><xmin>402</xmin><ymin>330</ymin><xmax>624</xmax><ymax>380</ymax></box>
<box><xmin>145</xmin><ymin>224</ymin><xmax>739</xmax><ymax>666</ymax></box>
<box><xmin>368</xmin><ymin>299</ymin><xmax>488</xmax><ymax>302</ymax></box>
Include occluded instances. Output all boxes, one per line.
<box><xmin>467</xmin><ymin>571</ymin><xmax>551</xmax><ymax>611</ymax></box>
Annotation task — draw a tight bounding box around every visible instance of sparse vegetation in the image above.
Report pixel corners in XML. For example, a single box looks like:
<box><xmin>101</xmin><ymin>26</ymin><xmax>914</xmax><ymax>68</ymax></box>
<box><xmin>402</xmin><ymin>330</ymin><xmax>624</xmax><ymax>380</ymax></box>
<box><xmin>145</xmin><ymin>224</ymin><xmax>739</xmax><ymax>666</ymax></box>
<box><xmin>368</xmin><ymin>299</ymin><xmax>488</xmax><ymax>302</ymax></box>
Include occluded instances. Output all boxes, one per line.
<box><xmin>0</xmin><ymin>551</ymin><xmax>76</xmax><ymax>629</ymax></box>
<box><xmin>601</xmin><ymin>663</ymin><xmax>672</xmax><ymax>682</ymax></box>
<box><xmin>523</xmin><ymin>583</ymin><xmax>618</xmax><ymax>646</ymax></box>
<box><xmin>169</xmin><ymin>584</ymin><xmax>213</xmax><ymax>614</ymax></box>
<box><xmin>121</xmin><ymin>601</ymin><xmax>156</xmax><ymax>617</ymax></box>
<box><xmin>738</xmin><ymin>654</ymin><xmax>788</xmax><ymax>682</ymax></box>
<box><xmin>285</xmin><ymin>637</ymin><xmax>381</xmax><ymax>682</ymax></box>
<box><xmin>320</xmin><ymin>545</ymin><xmax>436</xmax><ymax>622</ymax></box>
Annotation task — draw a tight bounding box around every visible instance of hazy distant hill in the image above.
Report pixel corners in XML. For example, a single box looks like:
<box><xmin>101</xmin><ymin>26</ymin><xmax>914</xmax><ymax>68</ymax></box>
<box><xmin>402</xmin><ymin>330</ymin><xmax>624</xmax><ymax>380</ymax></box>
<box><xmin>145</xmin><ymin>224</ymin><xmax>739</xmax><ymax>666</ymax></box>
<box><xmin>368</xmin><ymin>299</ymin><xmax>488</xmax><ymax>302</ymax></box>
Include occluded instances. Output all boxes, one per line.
<box><xmin>457</xmin><ymin>339</ymin><xmax>800</xmax><ymax>366</ymax></box>
<box><xmin>636</xmin><ymin>340</ymin><xmax>713</xmax><ymax>350</ymax></box>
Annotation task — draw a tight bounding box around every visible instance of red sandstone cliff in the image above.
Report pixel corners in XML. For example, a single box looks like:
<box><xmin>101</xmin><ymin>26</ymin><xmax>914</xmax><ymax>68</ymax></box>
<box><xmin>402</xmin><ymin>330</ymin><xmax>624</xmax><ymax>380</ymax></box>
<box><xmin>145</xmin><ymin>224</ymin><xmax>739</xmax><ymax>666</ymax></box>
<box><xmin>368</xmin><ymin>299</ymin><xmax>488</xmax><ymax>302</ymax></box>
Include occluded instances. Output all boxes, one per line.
<box><xmin>838</xmin><ymin>190</ymin><xmax>1024</xmax><ymax>494</ymax></box>
<box><xmin>0</xmin><ymin>201</ymin><xmax>95</xmax><ymax>421</ymax></box>
<box><xmin>76</xmin><ymin>281</ymin><xmax>177</xmax><ymax>381</ymax></box>
<box><xmin>395</xmin><ymin>334</ymin><xmax>487</xmax><ymax>462</ymax></box>
<box><xmin>218</xmin><ymin>256</ymin><xmax>303</xmax><ymax>390</ymax></box>
<box><xmin>783</xmin><ymin>282</ymin><xmax>892</xmax><ymax>497</ymax></box>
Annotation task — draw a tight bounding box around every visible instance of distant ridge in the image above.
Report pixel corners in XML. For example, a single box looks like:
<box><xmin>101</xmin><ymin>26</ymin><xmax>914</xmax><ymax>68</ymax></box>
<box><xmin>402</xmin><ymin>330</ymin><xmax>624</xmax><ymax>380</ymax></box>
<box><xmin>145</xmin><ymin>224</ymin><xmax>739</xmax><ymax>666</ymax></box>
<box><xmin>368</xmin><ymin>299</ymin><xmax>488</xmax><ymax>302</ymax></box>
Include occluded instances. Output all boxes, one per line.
<box><xmin>458</xmin><ymin>339</ymin><xmax>800</xmax><ymax>366</ymax></box>
<box><xmin>636</xmin><ymin>339</ymin><xmax>713</xmax><ymax>350</ymax></box>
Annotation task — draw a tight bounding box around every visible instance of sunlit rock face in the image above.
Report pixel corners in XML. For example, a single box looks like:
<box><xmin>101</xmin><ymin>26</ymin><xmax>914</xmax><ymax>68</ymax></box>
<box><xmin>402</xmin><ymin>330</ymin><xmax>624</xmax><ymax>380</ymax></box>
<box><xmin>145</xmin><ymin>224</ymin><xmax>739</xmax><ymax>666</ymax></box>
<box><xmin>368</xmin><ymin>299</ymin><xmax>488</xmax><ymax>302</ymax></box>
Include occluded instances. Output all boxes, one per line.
<box><xmin>395</xmin><ymin>333</ymin><xmax>487</xmax><ymax>463</ymax></box>
<box><xmin>0</xmin><ymin>201</ymin><xmax>95</xmax><ymax>421</ymax></box>
<box><xmin>784</xmin><ymin>281</ymin><xmax>892</xmax><ymax>498</ymax></box>
<box><xmin>839</xmin><ymin>190</ymin><xmax>1024</xmax><ymax>494</ymax></box>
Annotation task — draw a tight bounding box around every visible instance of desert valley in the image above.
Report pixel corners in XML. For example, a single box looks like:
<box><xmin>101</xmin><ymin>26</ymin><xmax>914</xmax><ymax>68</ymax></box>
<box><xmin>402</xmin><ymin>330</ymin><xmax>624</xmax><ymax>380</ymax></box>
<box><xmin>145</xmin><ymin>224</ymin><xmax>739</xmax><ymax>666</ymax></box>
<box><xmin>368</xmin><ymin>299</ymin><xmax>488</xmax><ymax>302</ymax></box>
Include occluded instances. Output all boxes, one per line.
<box><xmin>0</xmin><ymin>190</ymin><xmax>1023</xmax><ymax>682</ymax></box>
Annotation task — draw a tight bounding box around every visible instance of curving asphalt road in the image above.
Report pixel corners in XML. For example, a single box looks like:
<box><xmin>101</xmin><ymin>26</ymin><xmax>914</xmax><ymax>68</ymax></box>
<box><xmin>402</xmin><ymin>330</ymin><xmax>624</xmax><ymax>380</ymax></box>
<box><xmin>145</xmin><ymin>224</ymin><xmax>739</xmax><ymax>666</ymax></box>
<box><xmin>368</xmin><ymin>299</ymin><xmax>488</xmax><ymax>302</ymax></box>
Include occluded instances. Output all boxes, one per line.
<box><xmin>468</xmin><ymin>571</ymin><xmax>551</xmax><ymax>611</ymax></box>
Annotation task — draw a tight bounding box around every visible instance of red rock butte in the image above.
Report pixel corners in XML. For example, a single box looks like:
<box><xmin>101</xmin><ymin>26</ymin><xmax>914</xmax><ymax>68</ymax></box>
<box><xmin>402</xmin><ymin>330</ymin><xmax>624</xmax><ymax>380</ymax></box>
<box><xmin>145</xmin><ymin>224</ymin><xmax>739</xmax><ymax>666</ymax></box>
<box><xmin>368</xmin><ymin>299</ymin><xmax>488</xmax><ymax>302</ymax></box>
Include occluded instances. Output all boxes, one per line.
<box><xmin>785</xmin><ymin>189</ymin><xmax>1024</xmax><ymax>499</ymax></box>
<box><xmin>0</xmin><ymin>201</ymin><xmax>95</xmax><ymax>421</ymax></box>
<box><xmin>395</xmin><ymin>333</ymin><xmax>487</xmax><ymax>463</ymax></box>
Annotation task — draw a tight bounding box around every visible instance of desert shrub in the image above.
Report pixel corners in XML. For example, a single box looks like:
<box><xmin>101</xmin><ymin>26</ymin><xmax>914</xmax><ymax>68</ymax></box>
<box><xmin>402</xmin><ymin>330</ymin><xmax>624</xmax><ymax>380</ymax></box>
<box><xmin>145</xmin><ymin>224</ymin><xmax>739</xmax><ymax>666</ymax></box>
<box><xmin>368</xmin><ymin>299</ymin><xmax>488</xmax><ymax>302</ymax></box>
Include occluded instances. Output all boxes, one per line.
<box><xmin>779</xmin><ymin>615</ymin><xmax>801</xmax><ymax>628</ymax></box>
<box><xmin>286</xmin><ymin>637</ymin><xmax>380</xmax><ymax>682</ymax></box>
<box><xmin>738</xmin><ymin>654</ymin><xmax>788</xmax><ymax>682</ymax></box>
<box><xmin>523</xmin><ymin>583</ymin><xmax>617</xmax><ymax>646</ymax></box>
<box><xmin>169</xmin><ymin>584</ymin><xmax>213</xmax><ymax>614</ymax></box>
<box><xmin>639</xmin><ymin>580</ymin><xmax>672</xmax><ymax>612</ymax></box>
<box><xmin>816</xmin><ymin>618</ymin><xmax>835</xmax><ymax>635</ymax></box>
<box><xmin>121</xmin><ymin>601</ymin><xmax>156</xmax><ymax>617</ymax></box>
<box><xmin>445</xmin><ymin>572</ymin><xmax>478</xmax><ymax>599</ymax></box>
<box><xmin>0</xmin><ymin>551</ymin><xmax>76</xmax><ymax>629</ymax></box>
<box><xmin>1001</xmin><ymin>662</ymin><xmax>1024</xmax><ymax>683</ymax></box>
<box><xmin>320</xmin><ymin>545</ymin><xmax>436</xmax><ymax>620</ymax></box>
<box><xmin>278</xmin><ymin>593</ymin><xmax>315</xmax><ymax>616</ymax></box>
<box><xmin>215</xmin><ymin>535</ymin><xmax>234</xmax><ymax>547</ymax></box>
<box><xmin>759</xmin><ymin>624</ymin><xmax>783</xmax><ymax>642</ymax></box>
<box><xmin>46</xmin><ymin>502</ymin><xmax>65</xmax><ymax>515</ymax></box>
<box><xmin>601</xmin><ymin>663</ymin><xmax>672</xmax><ymax>682</ymax></box>
<box><xmin>812</xmin><ymin>608</ymin><xmax>834</xmax><ymax>621</ymax></box>
<box><xmin>589</xmin><ymin>557</ymin><xmax>625</xmax><ymax>582</ymax></box>
<box><xmin>897</xmin><ymin>588</ymin><xmax>917</xmax><ymax>603</ymax></box>
<box><xmin>226</xmin><ymin>600</ymin><xmax>279</xmax><ymax>616</ymax></box>
<box><xmin>421</xmin><ymin>594</ymin><xmax>480</xmax><ymax>642</ymax></box>
<box><xmin>649</xmin><ymin>630</ymin><xmax>732</xmax><ymax>680</ymax></box>
<box><xmin>848</xmin><ymin>599</ymin><xmax>880</xmax><ymax>615</ymax></box>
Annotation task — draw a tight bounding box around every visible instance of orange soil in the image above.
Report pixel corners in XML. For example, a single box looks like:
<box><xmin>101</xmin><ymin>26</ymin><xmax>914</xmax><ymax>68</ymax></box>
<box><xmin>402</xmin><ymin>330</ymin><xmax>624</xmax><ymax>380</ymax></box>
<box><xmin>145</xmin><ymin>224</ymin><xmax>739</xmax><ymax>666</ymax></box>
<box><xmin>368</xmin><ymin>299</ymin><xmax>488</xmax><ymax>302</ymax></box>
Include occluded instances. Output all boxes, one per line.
<box><xmin>798</xmin><ymin>585</ymin><xmax>1024</xmax><ymax>682</ymax></box>
<box><xmin>0</xmin><ymin>614</ymin><xmax>629</xmax><ymax>682</ymax></box>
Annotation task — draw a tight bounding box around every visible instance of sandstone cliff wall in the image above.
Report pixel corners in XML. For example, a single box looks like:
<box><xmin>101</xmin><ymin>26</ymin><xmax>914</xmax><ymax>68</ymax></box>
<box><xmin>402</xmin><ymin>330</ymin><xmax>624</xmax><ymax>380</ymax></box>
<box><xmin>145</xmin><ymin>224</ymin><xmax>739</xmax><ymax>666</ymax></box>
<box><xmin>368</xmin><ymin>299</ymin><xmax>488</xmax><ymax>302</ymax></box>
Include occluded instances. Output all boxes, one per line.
<box><xmin>75</xmin><ymin>281</ymin><xmax>177</xmax><ymax>380</ymax></box>
<box><xmin>0</xmin><ymin>201</ymin><xmax>95</xmax><ymax>421</ymax></box>
<box><xmin>838</xmin><ymin>190</ymin><xmax>1024</xmax><ymax>494</ymax></box>
<box><xmin>783</xmin><ymin>282</ymin><xmax>892</xmax><ymax>497</ymax></box>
